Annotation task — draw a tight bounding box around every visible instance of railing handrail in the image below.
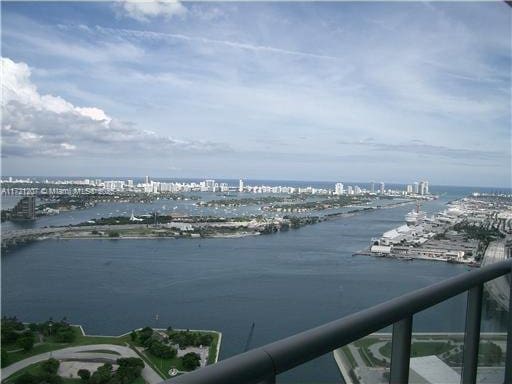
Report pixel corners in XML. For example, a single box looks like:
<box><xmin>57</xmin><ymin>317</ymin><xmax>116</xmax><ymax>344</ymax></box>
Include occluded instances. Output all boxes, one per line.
<box><xmin>166</xmin><ymin>259</ymin><xmax>512</xmax><ymax>384</ymax></box>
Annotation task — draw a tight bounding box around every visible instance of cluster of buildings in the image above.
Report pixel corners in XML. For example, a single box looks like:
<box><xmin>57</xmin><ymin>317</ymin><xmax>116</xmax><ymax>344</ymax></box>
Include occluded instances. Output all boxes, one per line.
<box><xmin>334</xmin><ymin>180</ymin><xmax>432</xmax><ymax>198</ymax></box>
<box><xmin>1</xmin><ymin>176</ymin><xmax>433</xmax><ymax>199</ymax></box>
<box><xmin>369</xmin><ymin>195</ymin><xmax>512</xmax><ymax>264</ymax></box>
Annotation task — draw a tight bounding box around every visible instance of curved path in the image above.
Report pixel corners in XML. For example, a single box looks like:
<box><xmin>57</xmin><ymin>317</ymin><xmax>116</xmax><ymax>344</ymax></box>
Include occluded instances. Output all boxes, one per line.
<box><xmin>0</xmin><ymin>344</ymin><xmax>162</xmax><ymax>384</ymax></box>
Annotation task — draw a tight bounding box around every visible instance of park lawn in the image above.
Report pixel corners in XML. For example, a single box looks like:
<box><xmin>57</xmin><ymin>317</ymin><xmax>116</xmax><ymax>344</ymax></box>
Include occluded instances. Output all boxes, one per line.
<box><xmin>7</xmin><ymin>343</ymin><xmax>71</xmax><ymax>364</ymax></box>
<box><xmin>2</xmin><ymin>361</ymin><xmax>81</xmax><ymax>384</ymax></box>
<box><xmin>379</xmin><ymin>340</ymin><xmax>453</xmax><ymax>359</ymax></box>
<box><xmin>5</xmin><ymin>326</ymin><xmax>131</xmax><ymax>366</ymax></box>
<box><xmin>206</xmin><ymin>332</ymin><xmax>220</xmax><ymax>365</ymax></box>
<box><xmin>140</xmin><ymin>350</ymin><xmax>184</xmax><ymax>379</ymax></box>
<box><xmin>353</xmin><ymin>337</ymin><xmax>379</xmax><ymax>350</ymax></box>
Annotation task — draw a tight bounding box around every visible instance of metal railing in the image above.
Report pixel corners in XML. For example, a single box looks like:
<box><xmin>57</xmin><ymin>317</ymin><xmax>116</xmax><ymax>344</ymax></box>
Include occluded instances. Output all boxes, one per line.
<box><xmin>166</xmin><ymin>259</ymin><xmax>512</xmax><ymax>384</ymax></box>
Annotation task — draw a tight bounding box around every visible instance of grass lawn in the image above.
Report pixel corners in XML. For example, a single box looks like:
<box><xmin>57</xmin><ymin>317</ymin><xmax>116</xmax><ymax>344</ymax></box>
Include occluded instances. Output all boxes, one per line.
<box><xmin>3</xmin><ymin>361</ymin><xmax>81</xmax><ymax>384</ymax></box>
<box><xmin>340</xmin><ymin>346</ymin><xmax>357</xmax><ymax>369</ymax></box>
<box><xmin>379</xmin><ymin>340</ymin><xmax>453</xmax><ymax>359</ymax></box>
<box><xmin>4</xmin><ymin>326</ymin><xmax>131</xmax><ymax>366</ymax></box>
<box><xmin>140</xmin><ymin>350</ymin><xmax>184</xmax><ymax>379</ymax></box>
<box><xmin>206</xmin><ymin>332</ymin><xmax>220</xmax><ymax>365</ymax></box>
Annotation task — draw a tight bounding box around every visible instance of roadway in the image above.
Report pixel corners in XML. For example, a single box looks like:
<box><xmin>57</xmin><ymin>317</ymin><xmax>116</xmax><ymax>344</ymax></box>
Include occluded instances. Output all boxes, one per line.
<box><xmin>0</xmin><ymin>344</ymin><xmax>162</xmax><ymax>384</ymax></box>
<box><xmin>481</xmin><ymin>239</ymin><xmax>510</xmax><ymax>310</ymax></box>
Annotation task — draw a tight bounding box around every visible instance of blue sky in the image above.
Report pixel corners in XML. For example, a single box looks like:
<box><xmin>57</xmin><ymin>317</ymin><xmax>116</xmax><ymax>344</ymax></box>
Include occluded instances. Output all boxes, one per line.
<box><xmin>1</xmin><ymin>1</ymin><xmax>511</xmax><ymax>187</ymax></box>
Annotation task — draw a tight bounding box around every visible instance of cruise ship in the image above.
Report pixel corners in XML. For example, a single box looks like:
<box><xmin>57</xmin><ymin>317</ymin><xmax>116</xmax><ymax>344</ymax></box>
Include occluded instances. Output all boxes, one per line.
<box><xmin>405</xmin><ymin>203</ymin><xmax>427</xmax><ymax>226</ymax></box>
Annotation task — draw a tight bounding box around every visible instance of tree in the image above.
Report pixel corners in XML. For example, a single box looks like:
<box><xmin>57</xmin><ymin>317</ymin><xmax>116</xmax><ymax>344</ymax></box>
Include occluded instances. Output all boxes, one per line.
<box><xmin>148</xmin><ymin>341</ymin><xmax>176</xmax><ymax>358</ymax></box>
<box><xmin>89</xmin><ymin>363</ymin><xmax>113</xmax><ymax>384</ymax></box>
<box><xmin>137</xmin><ymin>327</ymin><xmax>153</xmax><ymax>345</ymax></box>
<box><xmin>130</xmin><ymin>331</ymin><xmax>137</xmax><ymax>342</ymax></box>
<box><xmin>105</xmin><ymin>358</ymin><xmax>144</xmax><ymax>384</ymax></box>
<box><xmin>77</xmin><ymin>369</ymin><xmax>91</xmax><ymax>382</ymax></box>
<box><xmin>182</xmin><ymin>352</ymin><xmax>200</xmax><ymax>371</ymax></box>
<box><xmin>41</xmin><ymin>358</ymin><xmax>60</xmax><ymax>375</ymax></box>
<box><xmin>17</xmin><ymin>333</ymin><xmax>35</xmax><ymax>352</ymax></box>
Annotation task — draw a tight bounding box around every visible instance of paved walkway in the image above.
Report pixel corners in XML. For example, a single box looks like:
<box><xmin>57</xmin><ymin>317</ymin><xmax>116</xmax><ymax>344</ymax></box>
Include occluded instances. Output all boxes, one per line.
<box><xmin>1</xmin><ymin>344</ymin><xmax>162</xmax><ymax>384</ymax></box>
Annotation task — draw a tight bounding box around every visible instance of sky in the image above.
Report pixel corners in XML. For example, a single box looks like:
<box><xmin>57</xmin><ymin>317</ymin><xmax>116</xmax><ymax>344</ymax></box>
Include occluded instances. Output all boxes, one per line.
<box><xmin>1</xmin><ymin>1</ymin><xmax>511</xmax><ymax>187</ymax></box>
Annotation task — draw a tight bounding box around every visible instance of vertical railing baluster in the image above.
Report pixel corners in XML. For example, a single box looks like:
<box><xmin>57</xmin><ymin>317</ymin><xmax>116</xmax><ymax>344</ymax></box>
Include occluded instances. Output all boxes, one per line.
<box><xmin>461</xmin><ymin>284</ymin><xmax>483</xmax><ymax>384</ymax></box>
<box><xmin>389</xmin><ymin>316</ymin><xmax>413</xmax><ymax>384</ymax></box>
<box><xmin>504</xmin><ymin>269</ymin><xmax>512</xmax><ymax>383</ymax></box>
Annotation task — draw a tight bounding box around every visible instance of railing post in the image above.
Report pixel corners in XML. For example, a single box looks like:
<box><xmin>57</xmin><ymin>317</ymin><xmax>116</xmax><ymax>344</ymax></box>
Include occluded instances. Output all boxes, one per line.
<box><xmin>389</xmin><ymin>316</ymin><xmax>413</xmax><ymax>384</ymax></box>
<box><xmin>504</xmin><ymin>268</ymin><xmax>512</xmax><ymax>383</ymax></box>
<box><xmin>461</xmin><ymin>284</ymin><xmax>483</xmax><ymax>384</ymax></box>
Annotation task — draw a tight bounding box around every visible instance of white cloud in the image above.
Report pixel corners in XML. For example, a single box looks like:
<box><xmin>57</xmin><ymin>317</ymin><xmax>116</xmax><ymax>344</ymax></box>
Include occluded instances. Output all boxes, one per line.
<box><xmin>119</xmin><ymin>0</ymin><xmax>187</xmax><ymax>22</ymax></box>
<box><xmin>1</xmin><ymin>57</ymin><xmax>228</xmax><ymax>158</ymax></box>
<box><xmin>2</xmin><ymin>57</ymin><xmax>111</xmax><ymax>122</ymax></box>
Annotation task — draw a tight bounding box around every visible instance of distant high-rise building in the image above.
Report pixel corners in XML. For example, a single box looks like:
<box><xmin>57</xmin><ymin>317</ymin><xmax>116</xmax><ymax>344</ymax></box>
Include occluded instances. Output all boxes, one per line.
<box><xmin>370</xmin><ymin>181</ymin><xmax>375</xmax><ymax>193</ymax></box>
<box><xmin>380</xmin><ymin>182</ymin><xmax>385</xmax><ymax>194</ymax></box>
<box><xmin>424</xmin><ymin>181</ymin><xmax>429</xmax><ymax>194</ymax></box>
<box><xmin>145</xmin><ymin>176</ymin><xmax>150</xmax><ymax>184</ymax></box>
<box><xmin>406</xmin><ymin>184</ymin><xmax>413</xmax><ymax>194</ymax></box>
<box><xmin>347</xmin><ymin>186</ymin><xmax>353</xmax><ymax>195</ymax></box>
<box><xmin>205</xmin><ymin>179</ymin><xmax>216</xmax><ymax>191</ymax></box>
<box><xmin>12</xmin><ymin>196</ymin><xmax>36</xmax><ymax>220</ymax></box>
<box><xmin>354</xmin><ymin>186</ymin><xmax>362</xmax><ymax>194</ymax></box>
<box><xmin>335</xmin><ymin>182</ymin><xmax>344</xmax><ymax>195</ymax></box>
<box><xmin>239</xmin><ymin>179</ymin><xmax>244</xmax><ymax>192</ymax></box>
<box><xmin>419</xmin><ymin>181</ymin><xmax>426</xmax><ymax>195</ymax></box>
<box><xmin>413</xmin><ymin>182</ymin><xmax>419</xmax><ymax>194</ymax></box>
<box><xmin>127</xmin><ymin>179</ymin><xmax>134</xmax><ymax>187</ymax></box>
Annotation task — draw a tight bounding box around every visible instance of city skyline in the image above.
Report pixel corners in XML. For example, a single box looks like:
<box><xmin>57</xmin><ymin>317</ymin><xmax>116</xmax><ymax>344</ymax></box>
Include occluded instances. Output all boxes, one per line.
<box><xmin>1</xmin><ymin>1</ymin><xmax>511</xmax><ymax>187</ymax></box>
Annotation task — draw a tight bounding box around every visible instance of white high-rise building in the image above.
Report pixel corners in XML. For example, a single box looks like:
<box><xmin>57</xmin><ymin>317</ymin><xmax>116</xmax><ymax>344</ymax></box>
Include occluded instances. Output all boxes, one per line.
<box><xmin>347</xmin><ymin>186</ymin><xmax>354</xmax><ymax>195</ymax></box>
<box><xmin>413</xmin><ymin>182</ymin><xmax>419</xmax><ymax>194</ymax></box>
<box><xmin>354</xmin><ymin>186</ymin><xmax>362</xmax><ymax>195</ymax></box>
<box><xmin>239</xmin><ymin>179</ymin><xmax>244</xmax><ymax>192</ymax></box>
<box><xmin>145</xmin><ymin>176</ymin><xmax>150</xmax><ymax>184</ymax></box>
<box><xmin>335</xmin><ymin>182</ymin><xmax>344</xmax><ymax>195</ymax></box>
<box><xmin>406</xmin><ymin>184</ymin><xmax>413</xmax><ymax>194</ymax></box>
<box><xmin>419</xmin><ymin>181</ymin><xmax>426</xmax><ymax>195</ymax></box>
<box><xmin>205</xmin><ymin>179</ymin><xmax>215</xmax><ymax>191</ymax></box>
<box><xmin>424</xmin><ymin>181</ymin><xmax>429</xmax><ymax>194</ymax></box>
<box><xmin>380</xmin><ymin>182</ymin><xmax>385</xmax><ymax>194</ymax></box>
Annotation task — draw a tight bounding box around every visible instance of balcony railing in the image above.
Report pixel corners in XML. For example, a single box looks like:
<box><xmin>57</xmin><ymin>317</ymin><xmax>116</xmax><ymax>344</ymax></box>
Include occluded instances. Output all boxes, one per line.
<box><xmin>166</xmin><ymin>259</ymin><xmax>512</xmax><ymax>384</ymax></box>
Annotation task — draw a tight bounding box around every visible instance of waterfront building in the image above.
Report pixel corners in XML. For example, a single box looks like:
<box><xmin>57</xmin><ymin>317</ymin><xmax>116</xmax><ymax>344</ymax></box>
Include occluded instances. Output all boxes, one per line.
<box><xmin>335</xmin><ymin>182</ymin><xmax>344</xmax><ymax>195</ymax></box>
<box><xmin>424</xmin><ymin>181</ymin><xmax>429</xmax><ymax>194</ymax></box>
<box><xmin>380</xmin><ymin>182</ymin><xmax>385</xmax><ymax>194</ymax></box>
<box><xmin>406</xmin><ymin>184</ymin><xmax>413</xmax><ymax>194</ymax></box>
<box><xmin>239</xmin><ymin>179</ymin><xmax>244</xmax><ymax>192</ymax></box>
<box><xmin>11</xmin><ymin>196</ymin><xmax>36</xmax><ymax>220</ymax></box>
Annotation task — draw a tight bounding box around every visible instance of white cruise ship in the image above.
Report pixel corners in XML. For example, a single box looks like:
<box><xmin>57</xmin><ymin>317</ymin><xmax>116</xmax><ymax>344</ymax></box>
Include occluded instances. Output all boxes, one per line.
<box><xmin>405</xmin><ymin>204</ymin><xmax>427</xmax><ymax>226</ymax></box>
